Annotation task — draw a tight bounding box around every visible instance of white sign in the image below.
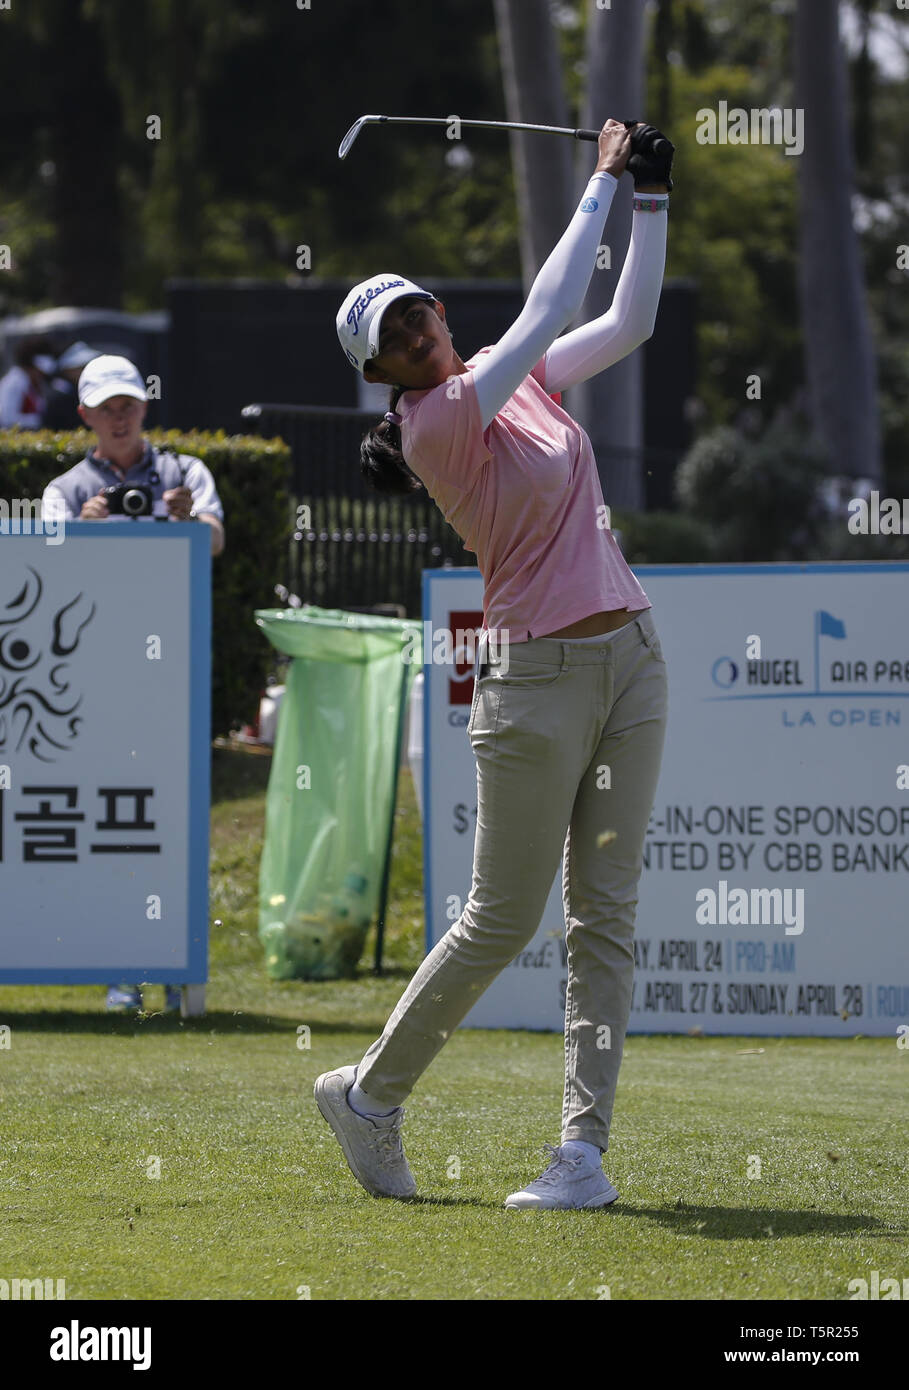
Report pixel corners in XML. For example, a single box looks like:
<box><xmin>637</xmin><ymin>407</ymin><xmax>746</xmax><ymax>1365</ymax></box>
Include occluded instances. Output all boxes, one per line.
<box><xmin>422</xmin><ymin>564</ymin><xmax>909</xmax><ymax>1037</ymax></box>
<box><xmin>0</xmin><ymin>524</ymin><xmax>210</xmax><ymax>983</ymax></box>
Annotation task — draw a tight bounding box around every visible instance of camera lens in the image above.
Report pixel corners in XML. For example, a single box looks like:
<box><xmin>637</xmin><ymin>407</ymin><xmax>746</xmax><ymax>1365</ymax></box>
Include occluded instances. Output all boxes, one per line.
<box><xmin>122</xmin><ymin>489</ymin><xmax>146</xmax><ymax>515</ymax></box>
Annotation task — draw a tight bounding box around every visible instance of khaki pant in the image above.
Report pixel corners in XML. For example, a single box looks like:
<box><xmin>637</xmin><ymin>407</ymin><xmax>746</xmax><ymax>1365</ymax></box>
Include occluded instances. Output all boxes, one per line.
<box><xmin>357</xmin><ymin>608</ymin><xmax>669</xmax><ymax>1151</ymax></box>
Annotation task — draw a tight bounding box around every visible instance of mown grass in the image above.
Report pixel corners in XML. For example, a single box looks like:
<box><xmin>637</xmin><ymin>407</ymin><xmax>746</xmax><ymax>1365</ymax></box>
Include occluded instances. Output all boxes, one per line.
<box><xmin>0</xmin><ymin>750</ymin><xmax>904</xmax><ymax>1300</ymax></box>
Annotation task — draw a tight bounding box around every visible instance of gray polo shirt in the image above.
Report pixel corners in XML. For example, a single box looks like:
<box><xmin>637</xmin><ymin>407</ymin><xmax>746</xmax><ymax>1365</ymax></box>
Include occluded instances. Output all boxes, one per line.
<box><xmin>41</xmin><ymin>442</ymin><xmax>224</xmax><ymax>524</ymax></box>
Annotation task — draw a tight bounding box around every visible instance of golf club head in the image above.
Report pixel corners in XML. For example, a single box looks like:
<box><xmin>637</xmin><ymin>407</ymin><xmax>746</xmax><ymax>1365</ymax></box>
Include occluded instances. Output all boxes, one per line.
<box><xmin>338</xmin><ymin>115</ymin><xmax>382</xmax><ymax>160</ymax></box>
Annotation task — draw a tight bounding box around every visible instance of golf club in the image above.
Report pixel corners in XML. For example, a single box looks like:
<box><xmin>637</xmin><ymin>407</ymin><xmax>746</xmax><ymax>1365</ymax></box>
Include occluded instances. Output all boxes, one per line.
<box><xmin>338</xmin><ymin>114</ymin><xmax>620</xmax><ymax>160</ymax></box>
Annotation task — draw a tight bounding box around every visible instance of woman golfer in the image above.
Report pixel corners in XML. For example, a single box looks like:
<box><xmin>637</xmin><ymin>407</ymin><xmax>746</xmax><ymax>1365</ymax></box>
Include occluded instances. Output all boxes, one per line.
<box><xmin>317</xmin><ymin>117</ymin><xmax>673</xmax><ymax>1209</ymax></box>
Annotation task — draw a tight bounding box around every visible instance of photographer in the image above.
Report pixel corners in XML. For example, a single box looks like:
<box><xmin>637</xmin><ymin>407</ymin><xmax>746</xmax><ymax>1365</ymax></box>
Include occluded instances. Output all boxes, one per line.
<box><xmin>41</xmin><ymin>355</ymin><xmax>225</xmax><ymax>1013</ymax></box>
<box><xmin>41</xmin><ymin>354</ymin><xmax>225</xmax><ymax>556</ymax></box>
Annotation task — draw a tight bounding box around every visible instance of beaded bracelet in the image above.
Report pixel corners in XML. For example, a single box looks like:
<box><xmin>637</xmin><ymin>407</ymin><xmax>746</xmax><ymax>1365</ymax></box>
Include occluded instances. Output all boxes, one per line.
<box><xmin>633</xmin><ymin>195</ymin><xmax>669</xmax><ymax>213</ymax></box>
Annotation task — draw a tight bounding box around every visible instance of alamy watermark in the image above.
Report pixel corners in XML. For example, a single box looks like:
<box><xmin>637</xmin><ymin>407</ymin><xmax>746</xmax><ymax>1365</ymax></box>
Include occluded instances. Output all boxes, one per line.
<box><xmin>695</xmin><ymin>880</ymin><xmax>805</xmax><ymax>935</ymax></box>
<box><xmin>401</xmin><ymin>621</ymin><xmax>510</xmax><ymax>672</ymax></box>
<box><xmin>0</xmin><ymin>497</ymin><xmax>65</xmax><ymax>545</ymax></box>
<box><xmin>50</xmin><ymin>1321</ymin><xmax>150</xmax><ymax>1369</ymax></box>
<box><xmin>847</xmin><ymin>490</ymin><xmax>909</xmax><ymax>535</ymax></box>
<box><xmin>695</xmin><ymin>102</ymin><xmax>804</xmax><ymax>157</ymax></box>
<box><xmin>0</xmin><ymin>1275</ymin><xmax>65</xmax><ymax>1299</ymax></box>
<box><xmin>848</xmin><ymin>1271</ymin><xmax>907</xmax><ymax>1299</ymax></box>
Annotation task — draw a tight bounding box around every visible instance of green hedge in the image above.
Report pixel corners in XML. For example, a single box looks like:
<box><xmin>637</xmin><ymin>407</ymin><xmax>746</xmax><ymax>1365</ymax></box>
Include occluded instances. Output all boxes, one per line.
<box><xmin>673</xmin><ymin>417</ymin><xmax>830</xmax><ymax>561</ymax></box>
<box><xmin>611</xmin><ymin>509</ymin><xmax>718</xmax><ymax>564</ymax></box>
<box><xmin>0</xmin><ymin>427</ymin><xmax>292</xmax><ymax>738</ymax></box>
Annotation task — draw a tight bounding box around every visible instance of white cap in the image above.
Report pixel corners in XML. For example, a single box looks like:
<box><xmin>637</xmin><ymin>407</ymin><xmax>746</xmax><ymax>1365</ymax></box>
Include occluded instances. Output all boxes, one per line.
<box><xmin>336</xmin><ymin>274</ymin><xmax>435</xmax><ymax>374</ymax></box>
<box><xmin>78</xmin><ymin>354</ymin><xmax>147</xmax><ymax>408</ymax></box>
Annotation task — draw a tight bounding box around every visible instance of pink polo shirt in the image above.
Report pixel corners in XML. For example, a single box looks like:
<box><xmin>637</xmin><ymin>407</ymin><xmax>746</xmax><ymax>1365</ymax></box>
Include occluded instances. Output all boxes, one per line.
<box><xmin>398</xmin><ymin>346</ymin><xmax>651</xmax><ymax>643</ymax></box>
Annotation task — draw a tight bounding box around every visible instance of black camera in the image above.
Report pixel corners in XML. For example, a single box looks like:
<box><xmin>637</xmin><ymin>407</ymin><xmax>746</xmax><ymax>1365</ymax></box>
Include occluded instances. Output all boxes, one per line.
<box><xmin>102</xmin><ymin>484</ymin><xmax>153</xmax><ymax>517</ymax></box>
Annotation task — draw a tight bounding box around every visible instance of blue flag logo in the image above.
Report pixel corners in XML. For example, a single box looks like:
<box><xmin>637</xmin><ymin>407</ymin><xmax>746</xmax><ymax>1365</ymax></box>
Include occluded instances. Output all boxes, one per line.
<box><xmin>817</xmin><ymin>611</ymin><xmax>846</xmax><ymax>639</ymax></box>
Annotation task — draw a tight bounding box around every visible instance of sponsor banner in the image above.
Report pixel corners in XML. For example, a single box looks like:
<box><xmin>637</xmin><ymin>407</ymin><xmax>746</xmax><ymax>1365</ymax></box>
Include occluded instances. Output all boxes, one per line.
<box><xmin>422</xmin><ymin>565</ymin><xmax>909</xmax><ymax>1035</ymax></box>
<box><xmin>0</xmin><ymin>525</ymin><xmax>210</xmax><ymax>982</ymax></box>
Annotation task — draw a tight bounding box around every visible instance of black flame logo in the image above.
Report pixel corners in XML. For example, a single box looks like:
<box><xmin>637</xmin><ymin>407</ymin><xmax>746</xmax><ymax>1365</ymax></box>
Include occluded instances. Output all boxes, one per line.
<box><xmin>0</xmin><ymin>567</ymin><xmax>96</xmax><ymax>762</ymax></box>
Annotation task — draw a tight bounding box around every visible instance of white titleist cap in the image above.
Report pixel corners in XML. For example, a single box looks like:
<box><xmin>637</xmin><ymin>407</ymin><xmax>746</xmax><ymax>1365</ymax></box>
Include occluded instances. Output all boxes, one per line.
<box><xmin>78</xmin><ymin>354</ymin><xmax>147</xmax><ymax>408</ymax></box>
<box><xmin>336</xmin><ymin>274</ymin><xmax>435</xmax><ymax>374</ymax></box>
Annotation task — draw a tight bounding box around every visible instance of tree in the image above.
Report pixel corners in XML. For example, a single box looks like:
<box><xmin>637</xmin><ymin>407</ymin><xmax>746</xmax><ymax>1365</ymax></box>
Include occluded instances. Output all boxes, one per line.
<box><xmin>794</xmin><ymin>0</ymin><xmax>882</xmax><ymax>485</ymax></box>
<box><xmin>8</xmin><ymin>0</ymin><xmax>124</xmax><ymax>306</ymax></box>
<box><xmin>85</xmin><ymin>0</ymin><xmax>231</xmax><ymax>282</ymax></box>
<box><xmin>567</xmin><ymin>0</ymin><xmax>649</xmax><ymax>509</ymax></box>
<box><xmin>492</xmin><ymin>0</ymin><xmax>574</xmax><ymax>288</ymax></box>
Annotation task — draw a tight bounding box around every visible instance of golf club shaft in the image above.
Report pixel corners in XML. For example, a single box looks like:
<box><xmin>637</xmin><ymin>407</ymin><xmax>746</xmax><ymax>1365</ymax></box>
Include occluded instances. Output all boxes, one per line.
<box><xmin>373</xmin><ymin>116</ymin><xmax>601</xmax><ymax>140</ymax></box>
<box><xmin>338</xmin><ymin>114</ymin><xmax>604</xmax><ymax>159</ymax></box>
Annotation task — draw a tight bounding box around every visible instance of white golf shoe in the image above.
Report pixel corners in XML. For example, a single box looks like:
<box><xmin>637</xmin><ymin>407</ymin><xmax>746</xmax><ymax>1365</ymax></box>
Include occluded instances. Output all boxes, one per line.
<box><xmin>504</xmin><ymin>1142</ymin><xmax>619</xmax><ymax>1210</ymax></box>
<box><xmin>314</xmin><ymin>1064</ymin><xmax>417</xmax><ymax>1199</ymax></box>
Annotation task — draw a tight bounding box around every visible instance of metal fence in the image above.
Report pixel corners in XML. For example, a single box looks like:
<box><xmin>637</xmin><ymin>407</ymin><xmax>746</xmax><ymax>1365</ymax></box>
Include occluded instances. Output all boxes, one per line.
<box><xmin>241</xmin><ymin>403</ymin><xmax>470</xmax><ymax>615</ymax></box>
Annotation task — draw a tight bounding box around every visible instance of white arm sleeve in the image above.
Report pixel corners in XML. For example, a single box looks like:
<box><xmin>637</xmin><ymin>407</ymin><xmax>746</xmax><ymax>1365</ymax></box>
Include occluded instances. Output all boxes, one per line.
<box><xmin>542</xmin><ymin>197</ymin><xmax>668</xmax><ymax>394</ymax></box>
<box><xmin>471</xmin><ymin>171</ymin><xmax>619</xmax><ymax>431</ymax></box>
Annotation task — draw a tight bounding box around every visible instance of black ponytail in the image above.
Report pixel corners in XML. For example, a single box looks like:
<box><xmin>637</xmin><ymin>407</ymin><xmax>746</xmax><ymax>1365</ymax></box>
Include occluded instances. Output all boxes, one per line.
<box><xmin>360</xmin><ymin>385</ymin><xmax>424</xmax><ymax>496</ymax></box>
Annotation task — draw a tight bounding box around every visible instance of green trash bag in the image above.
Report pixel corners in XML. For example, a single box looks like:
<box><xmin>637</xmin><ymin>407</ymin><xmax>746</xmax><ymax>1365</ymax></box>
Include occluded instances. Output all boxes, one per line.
<box><xmin>254</xmin><ymin>605</ymin><xmax>422</xmax><ymax>980</ymax></box>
